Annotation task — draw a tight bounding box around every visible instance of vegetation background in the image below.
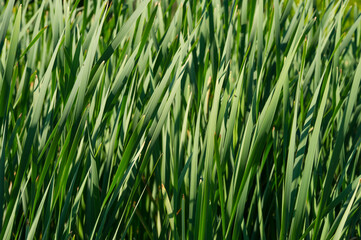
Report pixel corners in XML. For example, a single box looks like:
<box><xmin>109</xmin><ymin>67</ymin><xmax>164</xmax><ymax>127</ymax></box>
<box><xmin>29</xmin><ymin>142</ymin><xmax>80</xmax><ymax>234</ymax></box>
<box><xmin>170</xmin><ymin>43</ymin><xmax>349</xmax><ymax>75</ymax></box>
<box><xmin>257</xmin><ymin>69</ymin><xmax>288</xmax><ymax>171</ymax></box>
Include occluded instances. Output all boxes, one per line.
<box><xmin>1</xmin><ymin>0</ymin><xmax>361</xmax><ymax>239</ymax></box>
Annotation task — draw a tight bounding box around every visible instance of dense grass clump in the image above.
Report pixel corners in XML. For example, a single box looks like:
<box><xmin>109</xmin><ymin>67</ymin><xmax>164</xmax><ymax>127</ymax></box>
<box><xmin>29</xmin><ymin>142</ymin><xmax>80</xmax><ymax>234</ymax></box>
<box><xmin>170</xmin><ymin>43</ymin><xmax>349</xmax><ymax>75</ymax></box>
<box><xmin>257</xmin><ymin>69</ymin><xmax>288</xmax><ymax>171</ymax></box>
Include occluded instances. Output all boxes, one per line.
<box><xmin>1</xmin><ymin>0</ymin><xmax>361</xmax><ymax>239</ymax></box>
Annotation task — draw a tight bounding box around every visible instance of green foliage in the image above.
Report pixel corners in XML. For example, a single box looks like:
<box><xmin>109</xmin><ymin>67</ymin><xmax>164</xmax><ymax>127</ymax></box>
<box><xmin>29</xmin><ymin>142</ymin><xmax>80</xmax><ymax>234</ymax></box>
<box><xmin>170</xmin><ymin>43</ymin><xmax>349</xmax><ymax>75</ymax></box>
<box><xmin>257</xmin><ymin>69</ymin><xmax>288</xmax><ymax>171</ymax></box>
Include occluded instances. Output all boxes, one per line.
<box><xmin>0</xmin><ymin>0</ymin><xmax>361</xmax><ymax>239</ymax></box>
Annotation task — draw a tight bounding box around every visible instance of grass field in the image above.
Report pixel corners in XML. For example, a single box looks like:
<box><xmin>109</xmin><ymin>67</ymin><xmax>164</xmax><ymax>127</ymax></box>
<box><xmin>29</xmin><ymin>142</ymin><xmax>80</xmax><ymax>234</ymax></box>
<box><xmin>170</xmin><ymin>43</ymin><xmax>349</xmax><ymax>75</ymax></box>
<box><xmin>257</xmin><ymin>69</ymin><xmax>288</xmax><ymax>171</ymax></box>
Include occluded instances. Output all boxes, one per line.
<box><xmin>1</xmin><ymin>0</ymin><xmax>361</xmax><ymax>239</ymax></box>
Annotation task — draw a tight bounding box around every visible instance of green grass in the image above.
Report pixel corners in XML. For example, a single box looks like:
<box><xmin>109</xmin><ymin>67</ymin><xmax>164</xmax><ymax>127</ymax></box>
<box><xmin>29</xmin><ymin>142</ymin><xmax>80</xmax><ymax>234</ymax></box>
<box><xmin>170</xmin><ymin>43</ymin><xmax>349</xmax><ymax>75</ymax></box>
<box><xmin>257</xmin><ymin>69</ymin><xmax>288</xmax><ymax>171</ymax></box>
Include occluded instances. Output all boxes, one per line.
<box><xmin>1</xmin><ymin>0</ymin><xmax>361</xmax><ymax>239</ymax></box>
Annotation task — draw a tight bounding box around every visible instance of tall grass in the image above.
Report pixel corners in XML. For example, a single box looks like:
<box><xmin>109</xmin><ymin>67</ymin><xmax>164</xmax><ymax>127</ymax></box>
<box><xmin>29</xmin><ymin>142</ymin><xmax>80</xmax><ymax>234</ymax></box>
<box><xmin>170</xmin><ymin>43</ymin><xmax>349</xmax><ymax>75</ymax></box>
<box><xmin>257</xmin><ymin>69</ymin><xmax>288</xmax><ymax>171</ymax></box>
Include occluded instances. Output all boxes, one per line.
<box><xmin>1</xmin><ymin>0</ymin><xmax>361</xmax><ymax>239</ymax></box>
